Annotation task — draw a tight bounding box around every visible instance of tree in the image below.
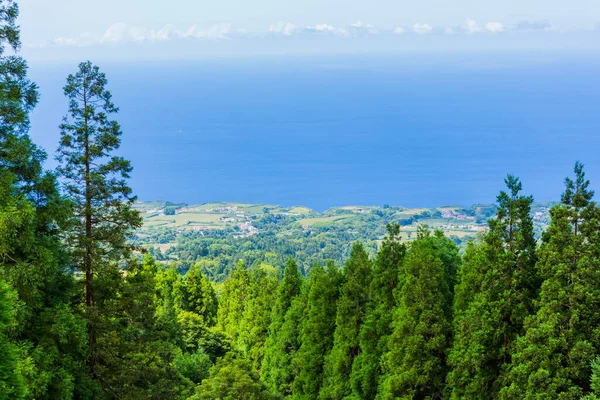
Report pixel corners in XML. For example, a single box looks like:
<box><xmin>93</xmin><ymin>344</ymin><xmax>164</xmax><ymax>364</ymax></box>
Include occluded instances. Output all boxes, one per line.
<box><xmin>179</xmin><ymin>264</ymin><xmax>218</xmax><ymax>326</ymax></box>
<box><xmin>350</xmin><ymin>224</ymin><xmax>406</xmax><ymax>400</ymax></box>
<box><xmin>0</xmin><ymin>280</ymin><xmax>24</xmax><ymax>399</ymax></box>
<box><xmin>190</xmin><ymin>353</ymin><xmax>278</xmax><ymax>400</ymax></box>
<box><xmin>293</xmin><ymin>262</ymin><xmax>343</xmax><ymax>399</ymax></box>
<box><xmin>0</xmin><ymin>3</ymin><xmax>92</xmax><ymax>397</ymax></box>
<box><xmin>448</xmin><ymin>175</ymin><xmax>538</xmax><ymax>399</ymax></box>
<box><xmin>321</xmin><ymin>242</ymin><xmax>372</xmax><ymax>400</ymax></box>
<box><xmin>217</xmin><ymin>263</ymin><xmax>252</xmax><ymax>343</ymax></box>
<box><xmin>261</xmin><ymin>258</ymin><xmax>303</xmax><ymax>395</ymax></box>
<box><xmin>582</xmin><ymin>357</ymin><xmax>600</xmax><ymax>400</ymax></box>
<box><xmin>93</xmin><ymin>255</ymin><xmax>191</xmax><ymax>398</ymax></box>
<box><xmin>502</xmin><ymin>163</ymin><xmax>600</xmax><ymax>399</ymax></box>
<box><xmin>237</xmin><ymin>267</ymin><xmax>279</xmax><ymax>372</ymax></box>
<box><xmin>0</xmin><ymin>0</ymin><xmax>41</xmax><ymax>190</ymax></box>
<box><xmin>378</xmin><ymin>229</ymin><xmax>456</xmax><ymax>400</ymax></box>
<box><xmin>55</xmin><ymin>61</ymin><xmax>142</xmax><ymax>375</ymax></box>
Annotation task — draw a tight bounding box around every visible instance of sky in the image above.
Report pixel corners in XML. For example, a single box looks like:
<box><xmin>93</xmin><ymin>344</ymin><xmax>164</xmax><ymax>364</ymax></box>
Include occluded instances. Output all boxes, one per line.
<box><xmin>19</xmin><ymin>0</ymin><xmax>600</xmax><ymax>60</ymax></box>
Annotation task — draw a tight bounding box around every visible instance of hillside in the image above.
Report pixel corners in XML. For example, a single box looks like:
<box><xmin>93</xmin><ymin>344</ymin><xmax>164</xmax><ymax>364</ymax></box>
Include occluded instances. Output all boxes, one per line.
<box><xmin>133</xmin><ymin>200</ymin><xmax>552</xmax><ymax>279</ymax></box>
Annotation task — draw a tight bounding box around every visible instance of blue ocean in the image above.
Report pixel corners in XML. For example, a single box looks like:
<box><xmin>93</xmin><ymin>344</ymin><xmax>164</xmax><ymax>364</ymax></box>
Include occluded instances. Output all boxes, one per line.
<box><xmin>28</xmin><ymin>52</ymin><xmax>600</xmax><ymax>211</ymax></box>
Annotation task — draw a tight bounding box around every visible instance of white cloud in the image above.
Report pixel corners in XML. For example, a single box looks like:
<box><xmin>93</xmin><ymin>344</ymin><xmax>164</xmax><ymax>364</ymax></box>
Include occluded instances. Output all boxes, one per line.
<box><xmin>186</xmin><ymin>23</ymin><xmax>232</xmax><ymax>39</ymax></box>
<box><xmin>413</xmin><ymin>23</ymin><xmax>433</xmax><ymax>34</ymax></box>
<box><xmin>30</xmin><ymin>18</ymin><xmax>568</xmax><ymax>49</ymax></box>
<box><xmin>349</xmin><ymin>21</ymin><xmax>377</xmax><ymax>36</ymax></box>
<box><xmin>462</xmin><ymin>19</ymin><xmax>480</xmax><ymax>34</ymax></box>
<box><xmin>269</xmin><ymin>21</ymin><xmax>298</xmax><ymax>36</ymax></box>
<box><xmin>485</xmin><ymin>22</ymin><xmax>505</xmax><ymax>33</ymax></box>
<box><xmin>303</xmin><ymin>23</ymin><xmax>348</xmax><ymax>36</ymax></box>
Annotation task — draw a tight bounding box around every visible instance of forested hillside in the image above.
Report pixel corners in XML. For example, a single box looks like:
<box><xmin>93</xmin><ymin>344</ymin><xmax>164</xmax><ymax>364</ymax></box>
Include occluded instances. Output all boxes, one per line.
<box><xmin>133</xmin><ymin>200</ymin><xmax>552</xmax><ymax>281</ymax></box>
<box><xmin>2</xmin><ymin>1</ymin><xmax>600</xmax><ymax>399</ymax></box>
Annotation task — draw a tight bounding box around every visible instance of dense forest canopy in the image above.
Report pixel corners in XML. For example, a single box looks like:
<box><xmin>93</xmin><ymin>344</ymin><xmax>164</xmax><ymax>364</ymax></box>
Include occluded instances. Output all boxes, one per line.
<box><xmin>1</xmin><ymin>1</ymin><xmax>600</xmax><ymax>399</ymax></box>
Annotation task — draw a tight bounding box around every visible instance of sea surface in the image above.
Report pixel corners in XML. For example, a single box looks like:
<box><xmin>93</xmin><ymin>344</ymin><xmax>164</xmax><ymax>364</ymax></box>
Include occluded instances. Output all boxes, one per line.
<box><xmin>28</xmin><ymin>52</ymin><xmax>600</xmax><ymax>211</ymax></box>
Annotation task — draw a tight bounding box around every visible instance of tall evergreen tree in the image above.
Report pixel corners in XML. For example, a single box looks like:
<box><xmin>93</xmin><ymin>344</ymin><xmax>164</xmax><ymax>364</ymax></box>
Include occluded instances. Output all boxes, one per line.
<box><xmin>190</xmin><ymin>353</ymin><xmax>278</xmax><ymax>400</ymax></box>
<box><xmin>93</xmin><ymin>254</ymin><xmax>191</xmax><ymax>398</ymax></box>
<box><xmin>179</xmin><ymin>264</ymin><xmax>218</xmax><ymax>326</ymax></box>
<box><xmin>217</xmin><ymin>263</ymin><xmax>252</xmax><ymax>343</ymax></box>
<box><xmin>321</xmin><ymin>242</ymin><xmax>372</xmax><ymax>400</ymax></box>
<box><xmin>293</xmin><ymin>262</ymin><xmax>343</xmax><ymax>399</ymax></box>
<box><xmin>448</xmin><ymin>175</ymin><xmax>538</xmax><ymax>399</ymax></box>
<box><xmin>502</xmin><ymin>163</ymin><xmax>600</xmax><ymax>399</ymax></box>
<box><xmin>0</xmin><ymin>279</ymin><xmax>24</xmax><ymax>399</ymax></box>
<box><xmin>237</xmin><ymin>267</ymin><xmax>279</xmax><ymax>372</ymax></box>
<box><xmin>261</xmin><ymin>258</ymin><xmax>303</xmax><ymax>395</ymax></box>
<box><xmin>350</xmin><ymin>223</ymin><xmax>406</xmax><ymax>400</ymax></box>
<box><xmin>56</xmin><ymin>61</ymin><xmax>142</xmax><ymax>376</ymax></box>
<box><xmin>378</xmin><ymin>229</ymin><xmax>457</xmax><ymax>400</ymax></box>
<box><xmin>0</xmin><ymin>0</ymin><xmax>41</xmax><ymax>189</ymax></box>
<box><xmin>0</xmin><ymin>2</ymin><xmax>92</xmax><ymax>397</ymax></box>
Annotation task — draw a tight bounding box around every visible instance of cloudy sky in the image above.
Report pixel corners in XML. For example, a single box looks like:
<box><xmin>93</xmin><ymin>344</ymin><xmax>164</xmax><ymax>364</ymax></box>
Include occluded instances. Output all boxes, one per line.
<box><xmin>20</xmin><ymin>0</ymin><xmax>600</xmax><ymax>60</ymax></box>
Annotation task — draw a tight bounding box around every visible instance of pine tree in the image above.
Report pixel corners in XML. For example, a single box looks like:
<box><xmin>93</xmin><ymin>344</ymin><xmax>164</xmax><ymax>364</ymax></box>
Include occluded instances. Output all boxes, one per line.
<box><xmin>378</xmin><ymin>228</ymin><xmax>456</xmax><ymax>399</ymax></box>
<box><xmin>261</xmin><ymin>258</ymin><xmax>303</xmax><ymax>395</ymax></box>
<box><xmin>56</xmin><ymin>61</ymin><xmax>142</xmax><ymax>376</ymax></box>
<box><xmin>321</xmin><ymin>242</ymin><xmax>372</xmax><ymax>400</ymax></box>
<box><xmin>502</xmin><ymin>163</ymin><xmax>600</xmax><ymax>399</ymax></box>
<box><xmin>293</xmin><ymin>262</ymin><xmax>343</xmax><ymax>399</ymax></box>
<box><xmin>350</xmin><ymin>224</ymin><xmax>406</xmax><ymax>400</ymax></box>
<box><xmin>448</xmin><ymin>175</ymin><xmax>538</xmax><ymax>399</ymax></box>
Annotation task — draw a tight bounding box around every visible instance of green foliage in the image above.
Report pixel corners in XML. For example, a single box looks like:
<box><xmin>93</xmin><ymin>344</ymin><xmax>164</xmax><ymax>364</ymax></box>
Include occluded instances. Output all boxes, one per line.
<box><xmin>448</xmin><ymin>176</ymin><xmax>538</xmax><ymax>399</ymax></box>
<box><xmin>378</xmin><ymin>228</ymin><xmax>456</xmax><ymax>399</ymax></box>
<box><xmin>217</xmin><ymin>263</ymin><xmax>252</xmax><ymax>343</ymax></box>
<box><xmin>502</xmin><ymin>163</ymin><xmax>600</xmax><ymax>399</ymax></box>
<box><xmin>55</xmin><ymin>60</ymin><xmax>142</xmax><ymax>390</ymax></box>
<box><xmin>174</xmin><ymin>348</ymin><xmax>212</xmax><ymax>385</ymax></box>
<box><xmin>2</xmin><ymin>4</ymin><xmax>600</xmax><ymax>399</ymax></box>
<box><xmin>321</xmin><ymin>242</ymin><xmax>372</xmax><ymax>399</ymax></box>
<box><xmin>293</xmin><ymin>262</ymin><xmax>342</xmax><ymax>399</ymax></box>
<box><xmin>350</xmin><ymin>224</ymin><xmax>406</xmax><ymax>400</ymax></box>
<box><xmin>93</xmin><ymin>255</ymin><xmax>191</xmax><ymax>399</ymax></box>
<box><xmin>190</xmin><ymin>353</ymin><xmax>279</xmax><ymax>400</ymax></box>
<box><xmin>237</xmin><ymin>268</ymin><xmax>279</xmax><ymax>371</ymax></box>
<box><xmin>0</xmin><ymin>280</ymin><xmax>24</xmax><ymax>399</ymax></box>
<box><xmin>178</xmin><ymin>264</ymin><xmax>218</xmax><ymax>325</ymax></box>
<box><xmin>261</xmin><ymin>258</ymin><xmax>304</xmax><ymax>395</ymax></box>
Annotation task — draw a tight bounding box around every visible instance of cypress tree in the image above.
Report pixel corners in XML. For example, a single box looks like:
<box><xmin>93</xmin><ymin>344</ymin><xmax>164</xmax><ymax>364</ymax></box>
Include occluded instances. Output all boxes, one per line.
<box><xmin>216</xmin><ymin>263</ymin><xmax>252</xmax><ymax>343</ymax></box>
<box><xmin>179</xmin><ymin>264</ymin><xmax>218</xmax><ymax>326</ymax></box>
<box><xmin>0</xmin><ymin>3</ymin><xmax>91</xmax><ymax>396</ymax></box>
<box><xmin>0</xmin><ymin>280</ymin><xmax>24</xmax><ymax>399</ymax></box>
<box><xmin>378</xmin><ymin>229</ymin><xmax>456</xmax><ymax>399</ymax></box>
<box><xmin>261</xmin><ymin>257</ymin><xmax>303</xmax><ymax>394</ymax></box>
<box><xmin>321</xmin><ymin>242</ymin><xmax>372</xmax><ymax>400</ymax></box>
<box><xmin>237</xmin><ymin>267</ymin><xmax>279</xmax><ymax>372</ymax></box>
<box><xmin>448</xmin><ymin>175</ymin><xmax>538</xmax><ymax>399</ymax></box>
<box><xmin>502</xmin><ymin>162</ymin><xmax>600</xmax><ymax>399</ymax></box>
<box><xmin>293</xmin><ymin>262</ymin><xmax>343</xmax><ymax>399</ymax></box>
<box><xmin>350</xmin><ymin>223</ymin><xmax>406</xmax><ymax>400</ymax></box>
<box><xmin>93</xmin><ymin>254</ymin><xmax>190</xmax><ymax>398</ymax></box>
<box><xmin>56</xmin><ymin>61</ymin><xmax>142</xmax><ymax>377</ymax></box>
